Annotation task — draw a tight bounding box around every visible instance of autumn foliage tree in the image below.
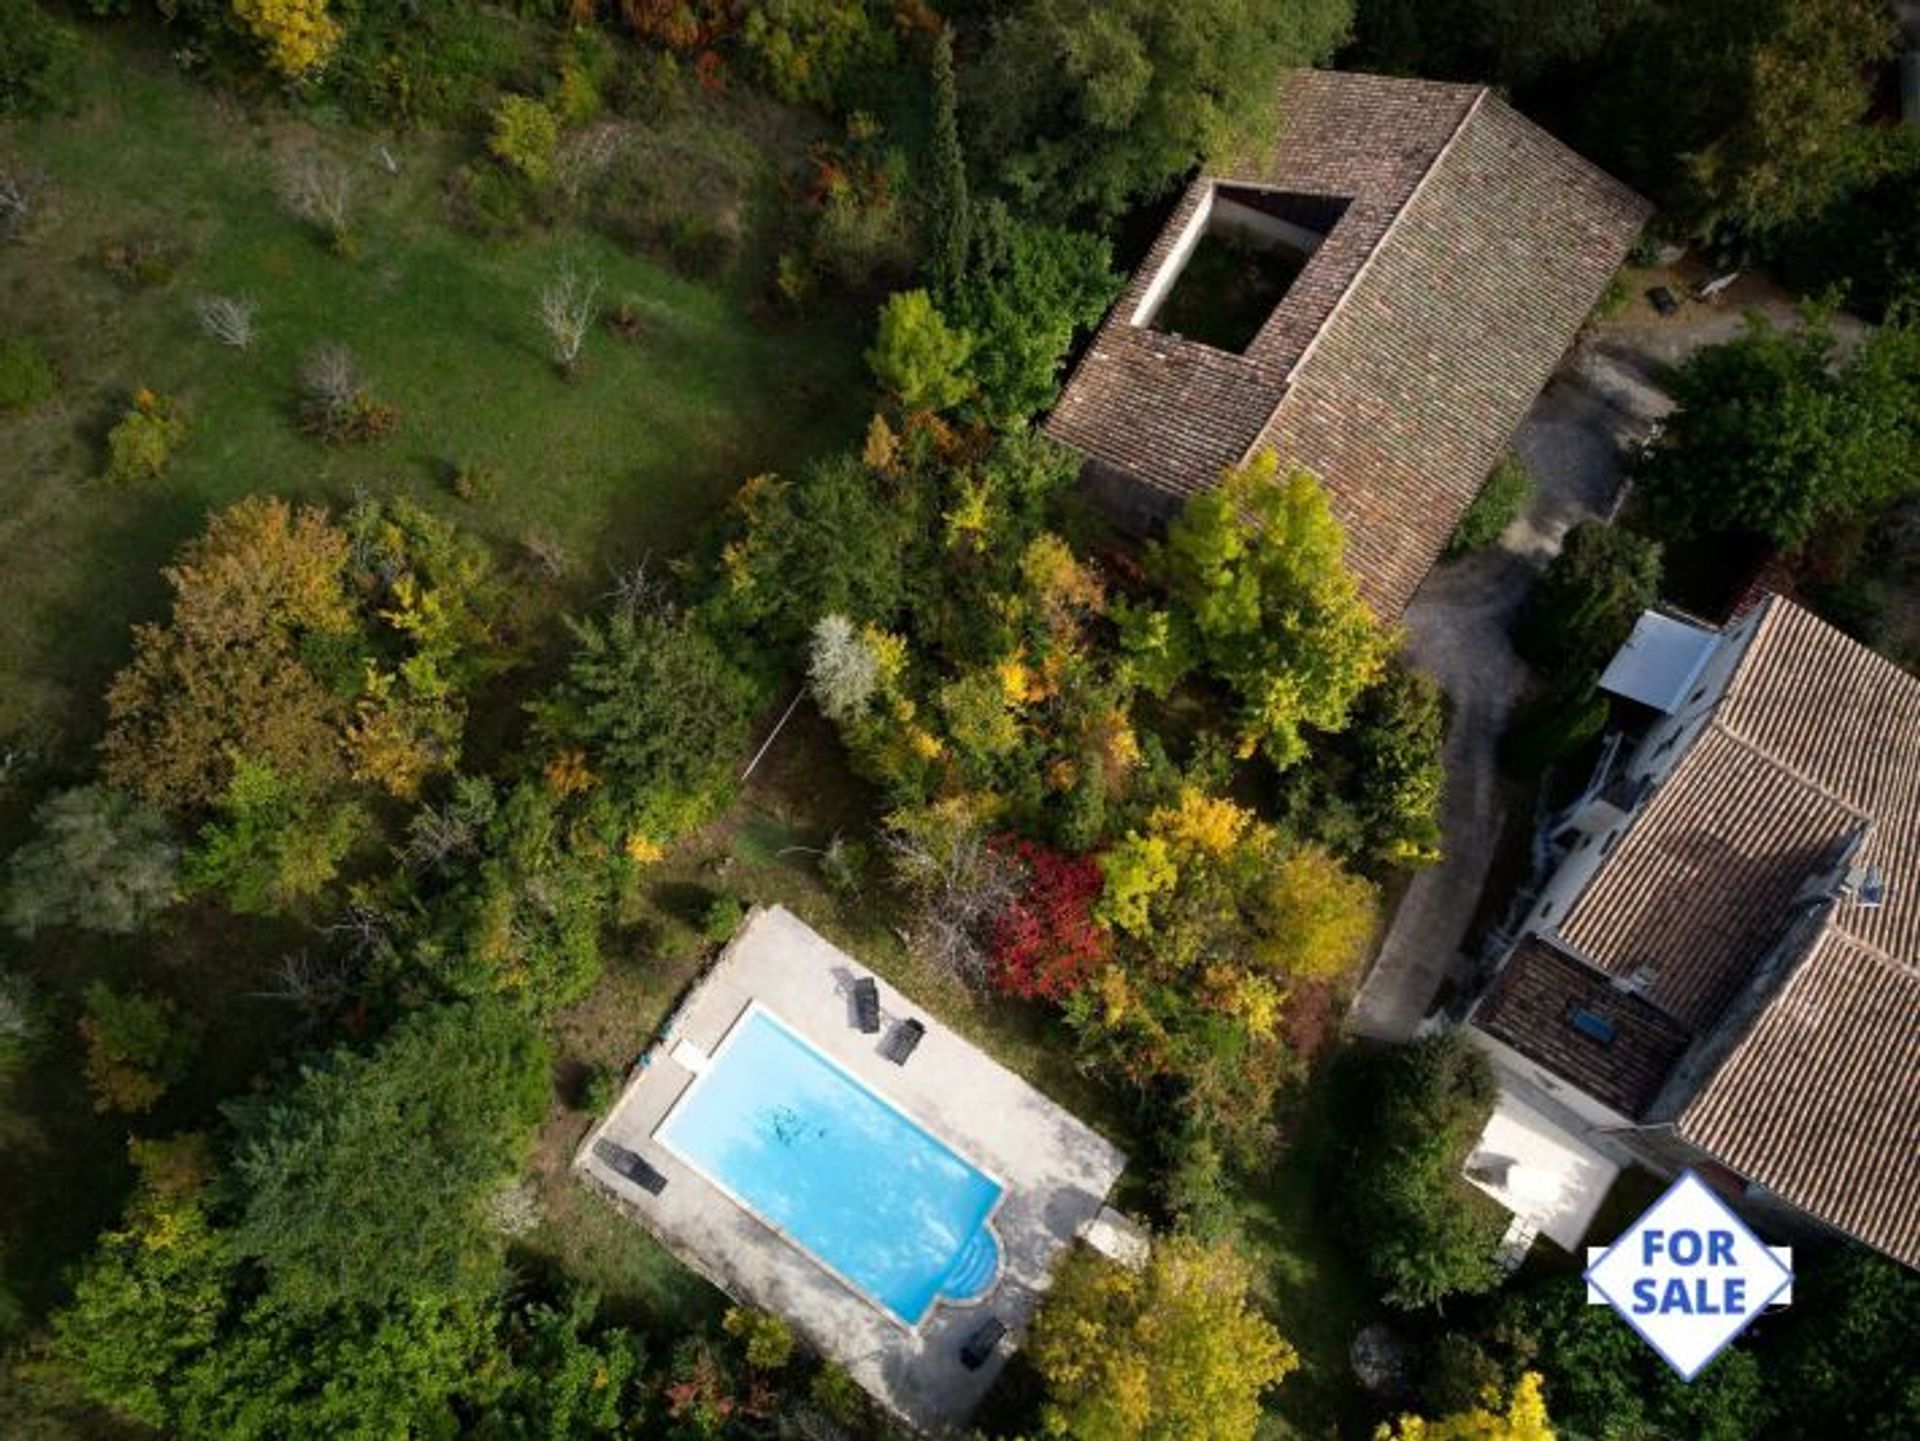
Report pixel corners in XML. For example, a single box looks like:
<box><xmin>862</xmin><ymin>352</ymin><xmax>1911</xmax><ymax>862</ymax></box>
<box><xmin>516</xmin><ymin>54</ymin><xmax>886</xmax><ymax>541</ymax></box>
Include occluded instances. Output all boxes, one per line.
<box><xmin>1029</xmin><ymin>1235</ymin><xmax>1298</xmax><ymax>1441</ymax></box>
<box><xmin>231</xmin><ymin>0</ymin><xmax>344</xmax><ymax>80</ymax></box>
<box><xmin>1376</xmin><ymin>1372</ymin><xmax>1556</xmax><ymax>1441</ymax></box>
<box><xmin>103</xmin><ymin>496</ymin><xmax>355</xmax><ymax>815</ymax></box>
<box><xmin>988</xmin><ymin>838</ymin><xmax>1110</xmax><ymax>1001</ymax></box>
<box><xmin>1121</xmin><ymin>453</ymin><xmax>1391</xmax><ymax>769</ymax></box>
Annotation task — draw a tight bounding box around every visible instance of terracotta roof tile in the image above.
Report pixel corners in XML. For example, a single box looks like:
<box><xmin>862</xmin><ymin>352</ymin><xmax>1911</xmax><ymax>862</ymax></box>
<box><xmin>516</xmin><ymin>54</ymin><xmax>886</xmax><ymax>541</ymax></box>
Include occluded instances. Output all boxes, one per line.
<box><xmin>1679</xmin><ymin>926</ymin><xmax>1920</xmax><ymax>1267</ymax></box>
<box><xmin>1543</xmin><ymin>596</ymin><xmax>1920</xmax><ymax>1264</ymax></box>
<box><xmin>1474</xmin><ymin>936</ymin><xmax>1694</xmax><ymax>1118</ymax></box>
<box><xmin>1045</xmin><ymin>69</ymin><xmax>1651</xmax><ymax>618</ymax></box>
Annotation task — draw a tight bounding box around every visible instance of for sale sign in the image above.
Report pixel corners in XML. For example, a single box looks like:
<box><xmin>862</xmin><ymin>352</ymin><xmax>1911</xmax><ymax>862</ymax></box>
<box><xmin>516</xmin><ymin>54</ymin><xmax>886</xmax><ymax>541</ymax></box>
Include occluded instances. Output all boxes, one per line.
<box><xmin>1584</xmin><ymin>1170</ymin><xmax>1793</xmax><ymax>1380</ymax></box>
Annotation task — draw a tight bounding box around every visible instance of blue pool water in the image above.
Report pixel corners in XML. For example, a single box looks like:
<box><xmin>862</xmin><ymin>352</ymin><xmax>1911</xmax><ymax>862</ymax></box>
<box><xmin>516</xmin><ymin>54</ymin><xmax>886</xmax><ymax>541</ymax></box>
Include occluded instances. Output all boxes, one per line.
<box><xmin>656</xmin><ymin>1007</ymin><xmax>1003</xmax><ymax>1326</ymax></box>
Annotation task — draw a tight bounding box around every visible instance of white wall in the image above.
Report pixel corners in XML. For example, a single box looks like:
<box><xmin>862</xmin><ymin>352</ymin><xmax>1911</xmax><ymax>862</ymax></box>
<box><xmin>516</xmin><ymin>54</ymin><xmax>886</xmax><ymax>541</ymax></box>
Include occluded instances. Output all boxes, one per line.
<box><xmin>1130</xmin><ymin>188</ymin><xmax>1215</xmax><ymax>329</ymax></box>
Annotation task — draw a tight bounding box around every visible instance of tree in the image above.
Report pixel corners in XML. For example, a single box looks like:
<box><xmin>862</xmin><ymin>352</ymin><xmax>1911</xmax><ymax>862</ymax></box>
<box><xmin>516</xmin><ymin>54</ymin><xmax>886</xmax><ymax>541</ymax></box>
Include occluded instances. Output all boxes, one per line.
<box><xmin>951</xmin><ymin>220</ymin><xmax>1120</xmax><ymax>424</ymax></box>
<box><xmin>922</xmin><ymin>27</ymin><xmax>970</xmax><ymax>291</ymax></box>
<box><xmin>1484</xmin><ymin>1274</ymin><xmax>1771</xmax><ymax>1439</ymax></box>
<box><xmin>739</xmin><ymin>0</ymin><xmax>881</xmax><ymax>109</ymax></box>
<box><xmin>1633</xmin><ymin>315</ymin><xmax>1920</xmax><ymax>551</ymax></box>
<box><xmin>711</xmin><ymin>452</ymin><xmax>921</xmax><ymax>647</ymax></box>
<box><xmin>468</xmin><ymin>1292</ymin><xmax>645</xmax><ymax>1440</ymax></box>
<box><xmin>808</xmin><ymin>613</ymin><xmax>883</xmax><ymax>723</ymax></box>
<box><xmin>1376</xmin><ymin>1371</ymin><xmax>1555</xmax><ymax>1441</ymax></box>
<box><xmin>48</xmin><ymin>1137</ymin><xmax>234</xmax><ymax>1428</ymax></box>
<box><xmin>5</xmin><ymin>785</ymin><xmax>179</xmax><ymax>936</ymax></box>
<box><xmin>231</xmin><ymin>999</ymin><xmax>550</xmax><ymax>1314</ymax></box>
<box><xmin>1029</xmin><ymin>1235</ymin><xmax>1298</xmax><ymax>1441</ymax></box>
<box><xmin>1255</xmin><ymin>843</ymin><xmax>1379</xmax><ymax>979</ymax></box>
<box><xmin>102</xmin><ymin>496</ymin><xmax>355</xmax><ymax>815</ymax></box>
<box><xmin>867</xmin><ymin>289</ymin><xmax>973</xmax><ymax>411</ymax></box>
<box><xmin>1278</xmin><ymin>662</ymin><xmax>1446</xmax><ymax>867</ymax></box>
<box><xmin>884</xmin><ymin>798</ymin><xmax>1021</xmax><ymax>988</ymax></box>
<box><xmin>1336</xmin><ymin>1033</ymin><xmax>1505</xmax><ymax>1309</ymax></box>
<box><xmin>539</xmin><ymin>263</ymin><xmax>602</xmax><ymax>376</ymax></box>
<box><xmin>78</xmin><ymin>982</ymin><xmax>200</xmax><ymax>1114</ymax></box>
<box><xmin>1515</xmin><ymin>520</ymin><xmax>1661</xmax><ymax>676</ymax></box>
<box><xmin>182</xmin><ymin>758</ymin><xmax>365</xmax><ymax>915</ymax></box>
<box><xmin>231</xmin><ymin>0</ymin><xmax>344</xmax><ymax>79</ymax></box>
<box><xmin>490</xmin><ymin>94</ymin><xmax>560</xmax><ymax>183</ymax></box>
<box><xmin>1768</xmin><ymin>1245</ymin><xmax>1920</xmax><ymax>1441</ymax></box>
<box><xmin>534</xmin><ymin>606</ymin><xmax>758</xmax><ymax>823</ymax></box>
<box><xmin>1124</xmin><ymin>452</ymin><xmax>1390</xmax><ymax>768</ymax></box>
<box><xmin>989</xmin><ymin>839</ymin><xmax>1111</xmax><ymax>1001</ymax></box>
<box><xmin>1677</xmin><ymin>0</ymin><xmax>1895</xmax><ymax>238</ymax></box>
<box><xmin>968</xmin><ymin>0</ymin><xmax>1353</xmax><ymax>221</ymax></box>
<box><xmin>0</xmin><ymin>0</ymin><xmax>79</xmax><ymax>121</ymax></box>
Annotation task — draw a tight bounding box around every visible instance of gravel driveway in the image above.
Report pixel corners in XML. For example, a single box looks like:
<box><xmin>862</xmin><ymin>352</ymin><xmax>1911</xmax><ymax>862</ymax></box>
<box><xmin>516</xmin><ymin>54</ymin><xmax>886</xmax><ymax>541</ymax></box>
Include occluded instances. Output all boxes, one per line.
<box><xmin>1344</xmin><ymin>344</ymin><xmax>1664</xmax><ymax>1039</ymax></box>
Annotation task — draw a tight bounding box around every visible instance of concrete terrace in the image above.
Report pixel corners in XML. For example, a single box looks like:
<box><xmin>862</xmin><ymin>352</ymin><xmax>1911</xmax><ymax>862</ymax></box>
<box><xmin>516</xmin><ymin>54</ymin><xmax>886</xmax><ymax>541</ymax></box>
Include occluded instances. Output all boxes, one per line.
<box><xmin>574</xmin><ymin>906</ymin><xmax>1128</xmax><ymax>1433</ymax></box>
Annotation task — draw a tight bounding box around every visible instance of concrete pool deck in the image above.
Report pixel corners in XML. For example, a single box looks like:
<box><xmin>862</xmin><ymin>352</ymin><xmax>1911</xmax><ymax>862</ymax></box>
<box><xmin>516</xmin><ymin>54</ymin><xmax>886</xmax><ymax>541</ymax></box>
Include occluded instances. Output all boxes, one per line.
<box><xmin>574</xmin><ymin>905</ymin><xmax>1129</xmax><ymax>1433</ymax></box>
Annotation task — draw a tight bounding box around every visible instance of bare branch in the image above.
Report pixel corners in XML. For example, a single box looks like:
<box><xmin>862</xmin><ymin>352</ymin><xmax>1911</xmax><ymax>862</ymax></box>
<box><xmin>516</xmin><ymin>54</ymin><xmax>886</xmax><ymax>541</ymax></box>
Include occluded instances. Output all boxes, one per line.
<box><xmin>194</xmin><ymin>294</ymin><xmax>259</xmax><ymax>349</ymax></box>
<box><xmin>278</xmin><ymin>152</ymin><xmax>353</xmax><ymax>243</ymax></box>
<box><xmin>538</xmin><ymin>262</ymin><xmax>602</xmax><ymax>373</ymax></box>
<box><xmin>0</xmin><ymin>158</ymin><xmax>46</xmax><ymax>241</ymax></box>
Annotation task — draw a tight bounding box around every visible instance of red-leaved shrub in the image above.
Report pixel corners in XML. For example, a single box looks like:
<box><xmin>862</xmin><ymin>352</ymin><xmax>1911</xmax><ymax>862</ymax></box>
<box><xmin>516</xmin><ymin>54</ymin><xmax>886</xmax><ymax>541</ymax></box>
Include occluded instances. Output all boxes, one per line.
<box><xmin>989</xmin><ymin>839</ymin><xmax>1110</xmax><ymax>1002</ymax></box>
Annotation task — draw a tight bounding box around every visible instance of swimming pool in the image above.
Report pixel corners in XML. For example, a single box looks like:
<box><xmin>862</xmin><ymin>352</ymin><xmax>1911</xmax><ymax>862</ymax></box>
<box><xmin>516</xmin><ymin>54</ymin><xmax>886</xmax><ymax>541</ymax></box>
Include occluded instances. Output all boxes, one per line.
<box><xmin>654</xmin><ymin>1004</ymin><xmax>1004</xmax><ymax>1328</ymax></box>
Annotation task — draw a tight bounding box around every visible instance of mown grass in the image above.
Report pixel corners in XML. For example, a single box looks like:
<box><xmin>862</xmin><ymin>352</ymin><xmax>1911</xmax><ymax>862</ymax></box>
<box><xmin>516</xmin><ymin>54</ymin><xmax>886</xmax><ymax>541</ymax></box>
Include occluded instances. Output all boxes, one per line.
<box><xmin>0</xmin><ymin>31</ymin><xmax>868</xmax><ymax>748</ymax></box>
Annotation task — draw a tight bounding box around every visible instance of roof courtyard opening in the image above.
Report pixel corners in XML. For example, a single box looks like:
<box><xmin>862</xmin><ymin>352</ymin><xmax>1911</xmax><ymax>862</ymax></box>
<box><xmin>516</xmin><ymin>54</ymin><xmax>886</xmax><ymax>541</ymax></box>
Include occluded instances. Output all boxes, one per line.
<box><xmin>1134</xmin><ymin>184</ymin><xmax>1347</xmax><ymax>353</ymax></box>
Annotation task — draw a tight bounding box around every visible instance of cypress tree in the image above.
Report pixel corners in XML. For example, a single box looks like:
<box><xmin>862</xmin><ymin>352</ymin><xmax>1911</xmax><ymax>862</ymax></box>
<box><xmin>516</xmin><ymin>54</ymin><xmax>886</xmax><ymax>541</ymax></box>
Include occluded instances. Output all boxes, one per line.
<box><xmin>924</xmin><ymin>27</ymin><xmax>971</xmax><ymax>292</ymax></box>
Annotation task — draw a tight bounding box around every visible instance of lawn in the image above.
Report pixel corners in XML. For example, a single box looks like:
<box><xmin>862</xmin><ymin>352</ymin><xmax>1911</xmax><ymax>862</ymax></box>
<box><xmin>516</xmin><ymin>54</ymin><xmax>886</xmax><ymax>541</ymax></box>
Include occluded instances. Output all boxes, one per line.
<box><xmin>0</xmin><ymin>24</ymin><xmax>867</xmax><ymax>1336</ymax></box>
<box><xmin>0</xmin><ymin>29</ymin><xmax>869</xmax><ymax>748</ymax></box>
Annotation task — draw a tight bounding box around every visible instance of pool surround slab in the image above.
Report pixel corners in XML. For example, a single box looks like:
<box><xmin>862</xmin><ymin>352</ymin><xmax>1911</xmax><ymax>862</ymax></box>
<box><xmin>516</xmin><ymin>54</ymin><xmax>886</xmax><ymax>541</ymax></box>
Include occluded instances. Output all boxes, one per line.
<box><xmin>573</xmin><ymin>904</ymin><xmax>1128</xmax><ymax>1434</ymax></box>
<box><xmin>650</xmin><ymin>998</ymin><xmax>1009</xmax><ymax>1331</ymax></box>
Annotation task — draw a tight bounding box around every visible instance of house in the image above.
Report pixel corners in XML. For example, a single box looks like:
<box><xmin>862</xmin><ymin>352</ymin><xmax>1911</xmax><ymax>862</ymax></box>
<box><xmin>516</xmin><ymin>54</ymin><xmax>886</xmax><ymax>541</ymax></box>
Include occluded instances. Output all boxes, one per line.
<box><xmin>1464</xmin><ymin>596</ymin><xmax>1920</xmax><ymax>1268</ymax></box>
<box><xmin>1045</xmin><ymin>69</ymin><xmax>1650</xmax><ymax>619</ymax></box>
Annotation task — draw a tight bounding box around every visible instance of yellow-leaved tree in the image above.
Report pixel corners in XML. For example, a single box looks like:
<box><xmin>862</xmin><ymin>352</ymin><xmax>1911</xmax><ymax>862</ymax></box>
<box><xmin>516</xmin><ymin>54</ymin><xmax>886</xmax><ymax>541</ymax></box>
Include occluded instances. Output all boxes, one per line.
<box><xmin>231</xmin><ymin>0</ymin><xmax>344</xmax><ymax>79</ymax></box>
<box><xmin>1376</xmin><ymin>1372</ymin><xmax>1556</xmax><ymax>1441</ymax></box>
<box><xmin>1029</xmin><ymin>1235</ymin><xmax>1298</xmax><ymax>1441</ymax></box>
<box><xmin>1119</xmin><ymin>450</ymin><xmax>1391</xmax><ymax>769</ymax></box>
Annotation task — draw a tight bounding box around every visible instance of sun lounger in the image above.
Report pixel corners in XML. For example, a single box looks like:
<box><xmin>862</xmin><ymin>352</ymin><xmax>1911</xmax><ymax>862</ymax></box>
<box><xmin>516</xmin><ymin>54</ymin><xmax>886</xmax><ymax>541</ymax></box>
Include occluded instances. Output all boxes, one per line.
<box><xmin>881</xmin><ymin>1017</ymin><xmax>925</xmax><ymax>1065</ymax></box>
<box><xmin>960</xmin><ymin>1316</ymin><xmax>1007</xmax><ymax>1370</ymax></box>
<box><xmin>852</xmin><ymin>976</ymin><xmax>881</xmax><ymax>1033</ymax></box>
<box><xmin>594</xmin><ymin>1139</ymin><xmax>668</xmax><ymax>1195</ymax></box>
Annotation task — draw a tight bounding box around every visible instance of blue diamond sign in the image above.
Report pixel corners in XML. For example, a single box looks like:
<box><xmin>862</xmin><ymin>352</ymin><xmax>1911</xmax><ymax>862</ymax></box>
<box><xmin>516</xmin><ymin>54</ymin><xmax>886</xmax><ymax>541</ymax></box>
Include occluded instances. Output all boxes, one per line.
<box><xmin>1584</xmin><ymin>1171</ymin><xmax>1793</xmax><ymax>1380</ymax></box>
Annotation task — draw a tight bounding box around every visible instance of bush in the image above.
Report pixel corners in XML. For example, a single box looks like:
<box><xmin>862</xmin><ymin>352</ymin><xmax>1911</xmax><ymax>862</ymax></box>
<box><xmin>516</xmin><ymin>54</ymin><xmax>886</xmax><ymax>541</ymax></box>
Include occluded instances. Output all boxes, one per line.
<box><xmin>1500</xmin><ymin>677</ymin><xmax>1610</xmax><ymax>775</ymax></box>
<box><xmin>102</xmin><ymin>391</ymin><xmax>188</xmax><ymax>484</ymax></box>
<box><xmin>722</xmin><ymin>1305</ymin><xmax>793</xmax><ymax>1371</ymax></box>
<box><xmin>1446</xmin><ymin>453</ymin><xmax>1533</xmax><ymax>555</ymax></box>
<box><xmin>0</xmin><ymin>0</ymin><xmax>79</xmax><ymax>120</ymax></box>
<box><xmin>1335</xmin><ymin>1034</ymin><xmax>1505</xmax><ymax>1310</ymax></box>
<box><xmin>1516</xmin><ymin>520</ymin><xmax>1662</xmax><ymax>676</ymax></box>
<box><xmin>867</xmin><ymin>289</ymin><xmax>972</xmax><ymax>411</ymax></box>
<box><xmin>78</xmin><ymin>983</ymin><xmax>199</xmax><ymax>1115</ymax></box>
<box><xmin>0</xmin><ymin>336</ymin><xmax>57</xmax><ymax>412</ymax></box>
<box><xmin>488</xmin><ymin>94</ymin><xmax>560</xmax><ymax>185</ymax></box>
<box><xmin>99</xmin><ymin>233</ymin><xmax>185</xmax><ymax>289</ymax></box>
<box><xmin>578</xmin><ymin>1063</ymin><xmax>619</xmax><ymax>1116</ymax></box>
<box><xmin>702</xmin><ymin>893</ymin><xmax>746</xmax><ymax>943</ymax></box>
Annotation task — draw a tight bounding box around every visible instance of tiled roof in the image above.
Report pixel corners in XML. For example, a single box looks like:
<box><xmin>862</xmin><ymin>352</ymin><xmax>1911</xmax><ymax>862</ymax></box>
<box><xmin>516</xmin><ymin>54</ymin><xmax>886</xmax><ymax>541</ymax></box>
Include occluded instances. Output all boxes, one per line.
<box><xmin>1474</xmin><ymin>936</ymin><xmax>1693</xmax><ymax>1118</ymax></box>
<box><xmin>1542</xmin><ymin>596</ymin><xmax>1920</xmax><ymax>1265</ymax></box>
<box><xmin>1556</xmin><ymin>725</ymin><xmax>1860</xmax><ymax>1027</ymax></box>
<box><xmin>1560</xmin><ymin>598</ymin><xmax>1920</xmax><ymax>1024</ymax></box>
<box><xmin>1045</xmin><ymin>69</ymin><xmax>1650</xmax><ymax>618</ymax></box>
<box><xmin>1679</xmin><ymin>925</ymin><xmax>1920</xmax><ymax>1268</ymax></box>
